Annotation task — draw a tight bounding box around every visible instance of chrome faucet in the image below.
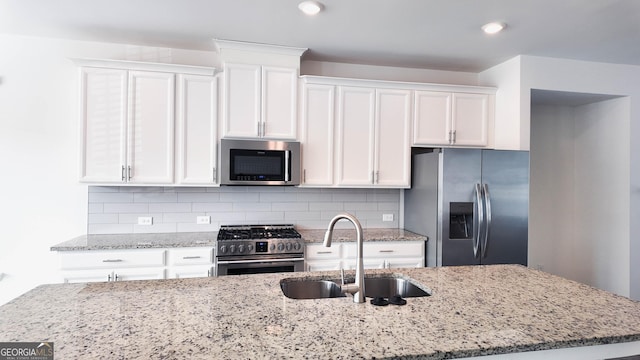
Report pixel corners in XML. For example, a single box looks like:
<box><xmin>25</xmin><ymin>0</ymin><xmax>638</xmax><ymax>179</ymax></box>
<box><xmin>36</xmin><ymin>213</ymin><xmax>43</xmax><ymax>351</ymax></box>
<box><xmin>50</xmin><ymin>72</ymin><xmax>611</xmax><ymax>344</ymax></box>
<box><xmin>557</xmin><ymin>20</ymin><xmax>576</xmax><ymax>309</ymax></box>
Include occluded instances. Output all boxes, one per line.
<box><xmin>323</xmin><ymin>213</ymin><xmax>366</xmax><ymax>303</ymax></box>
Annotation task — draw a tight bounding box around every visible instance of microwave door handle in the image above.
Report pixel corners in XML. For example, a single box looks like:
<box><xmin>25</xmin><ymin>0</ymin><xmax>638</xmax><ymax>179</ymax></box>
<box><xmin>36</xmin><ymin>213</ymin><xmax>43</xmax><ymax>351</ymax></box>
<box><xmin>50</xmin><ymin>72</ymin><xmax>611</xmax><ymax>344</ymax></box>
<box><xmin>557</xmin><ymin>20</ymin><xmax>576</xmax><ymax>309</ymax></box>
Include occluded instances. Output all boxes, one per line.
<box><xmin>285</xmin><ymin>150</ymin><xmax>290</xmax><ymax>182</ymax></box>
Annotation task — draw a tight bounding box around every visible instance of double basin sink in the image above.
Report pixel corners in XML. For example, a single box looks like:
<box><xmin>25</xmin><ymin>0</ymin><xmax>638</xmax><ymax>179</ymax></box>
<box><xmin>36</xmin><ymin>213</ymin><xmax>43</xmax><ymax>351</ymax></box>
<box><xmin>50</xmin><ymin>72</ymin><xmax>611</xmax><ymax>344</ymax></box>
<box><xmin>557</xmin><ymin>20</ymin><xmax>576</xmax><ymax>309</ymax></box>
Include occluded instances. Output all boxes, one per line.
<box><xmin>280</xmin><ymin>274</ymin><xmax>431</xmax><ymax>300</ymax></box>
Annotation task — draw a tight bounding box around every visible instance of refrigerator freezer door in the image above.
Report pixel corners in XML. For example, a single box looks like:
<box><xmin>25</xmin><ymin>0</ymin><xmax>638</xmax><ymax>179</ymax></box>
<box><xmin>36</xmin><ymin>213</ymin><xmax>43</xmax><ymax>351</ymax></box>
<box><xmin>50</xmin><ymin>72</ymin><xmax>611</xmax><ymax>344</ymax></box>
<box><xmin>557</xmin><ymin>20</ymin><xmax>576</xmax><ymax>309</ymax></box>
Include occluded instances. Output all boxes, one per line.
<box><xmin>440</xmin><ymin>149</ymin><xmax>482</xmax><ymax>266</ymax></box>
<box><xmin>480</xmin><ymin>150</ymin><xmax>529</xmax><ymax>265</ymax></box>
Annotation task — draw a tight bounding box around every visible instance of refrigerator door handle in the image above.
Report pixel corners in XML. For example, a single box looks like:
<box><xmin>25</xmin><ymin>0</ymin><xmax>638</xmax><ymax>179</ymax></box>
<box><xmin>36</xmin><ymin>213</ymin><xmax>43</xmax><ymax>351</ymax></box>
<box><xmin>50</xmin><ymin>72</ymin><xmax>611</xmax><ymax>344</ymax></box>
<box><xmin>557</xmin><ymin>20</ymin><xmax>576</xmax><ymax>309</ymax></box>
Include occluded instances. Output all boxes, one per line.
<box><xmin>482</xmin><ymin>183</ymin><xmax>492</xmax><ymax>258</ymax></box>
<box><xmin>473</xmin><ymin>183</ymin><xmax>483</xmax><ymax>259</ymax></box>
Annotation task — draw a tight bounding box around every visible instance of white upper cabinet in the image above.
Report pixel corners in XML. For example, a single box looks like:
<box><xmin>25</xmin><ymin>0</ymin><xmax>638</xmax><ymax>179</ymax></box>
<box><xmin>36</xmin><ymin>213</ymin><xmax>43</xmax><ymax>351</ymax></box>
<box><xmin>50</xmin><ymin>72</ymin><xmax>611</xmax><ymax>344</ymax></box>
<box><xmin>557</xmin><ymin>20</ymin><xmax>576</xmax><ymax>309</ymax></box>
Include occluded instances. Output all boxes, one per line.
<box><xmin>336</xmin><ymin>86</ymin><xmax>411</xmax><ymax>187</ymax></box>
<box><xmin>413</xmin><ymin>91</ymin><xmax>490</xmax><ymax>147</ymax></box>
<box><xmin>222</xmin><ymin>63</ymin><xmax>298</xmax><ymax>140</ymax></box>
<box><xmin>215</xmin><ymin>40</ymin><xmax>306</xmax><ymax>140</ymax></box>
<box><xmin>76</xmin><ymin>58</ymin><xmax>216</xmax><ymax>185</ymax></box>
<box><xmin>80</xmin><ymin>68</ymin><xmax>174</xmax><ymax>184</ymax></box>
<box><xmin>300</xmin><ymin>76</ymin><xmax>413</xmax><ymax>188</ymax></box>
<box><xmin>176</xmin><ymin>74</ymin><xmax>218</xmax><ymax>185</ymax></box>
<box><xmin>262</xmin><ymin>66</ymin><xmax>298</xmax><ymax>139</ymax></box>
<box><xmin>79</xmin><ymin>67</ymin><xmax>128</xmax><ymax>183</ymax></box>
<box><xmin>336</xmin><ymin>86</ymin><xmax>376</xmax><ymax>186</ymax></box>
<box><xmin>374</xmin><ymin>89</ymin><xmax>412</xmax><ymax>187</ymax></box>
<box><xmin>127</xmin><ymin>71</ymin><xmax>175</xmax><ymax>184</ymax></box>
<box><xmin>300</xmin><ymin>83</ymin><xmax>335</xmax><ymax>186</ymax></box>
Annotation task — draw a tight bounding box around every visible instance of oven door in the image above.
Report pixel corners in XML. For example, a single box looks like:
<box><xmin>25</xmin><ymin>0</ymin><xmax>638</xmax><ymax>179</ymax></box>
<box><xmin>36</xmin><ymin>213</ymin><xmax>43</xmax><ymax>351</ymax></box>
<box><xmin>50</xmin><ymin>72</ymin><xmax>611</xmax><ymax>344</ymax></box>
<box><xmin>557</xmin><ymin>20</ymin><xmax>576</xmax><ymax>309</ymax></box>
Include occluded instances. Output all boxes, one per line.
<box><xmin>217</xmin><ymin>257</ymin><xmax>304</xmax><ymax>276</ymax></box>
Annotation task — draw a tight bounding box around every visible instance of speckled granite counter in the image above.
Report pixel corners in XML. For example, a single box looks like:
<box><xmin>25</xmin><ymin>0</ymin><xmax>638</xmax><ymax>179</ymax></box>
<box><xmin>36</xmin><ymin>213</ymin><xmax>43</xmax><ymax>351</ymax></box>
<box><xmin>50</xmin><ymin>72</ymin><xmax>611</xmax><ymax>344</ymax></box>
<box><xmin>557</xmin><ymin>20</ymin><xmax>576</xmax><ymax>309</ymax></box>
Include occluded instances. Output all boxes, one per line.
<box><xmin>299</xmin><ymin>228</ymin><xmax>427</xmax><ymax>243</ymax></box>
<box><xmin>50</xmin><ymin>228</ymin><xmax>426</xmax><ymax>251</ymax></box>
<box><xmin>50</xmin><ymin>232</ymin><xmax>218</xmax><ymax>251</ymax></box>
<box><xmin>1</xmin><ymin>265</ymin><xmax>639</xmax><ymax>359</ymax></box>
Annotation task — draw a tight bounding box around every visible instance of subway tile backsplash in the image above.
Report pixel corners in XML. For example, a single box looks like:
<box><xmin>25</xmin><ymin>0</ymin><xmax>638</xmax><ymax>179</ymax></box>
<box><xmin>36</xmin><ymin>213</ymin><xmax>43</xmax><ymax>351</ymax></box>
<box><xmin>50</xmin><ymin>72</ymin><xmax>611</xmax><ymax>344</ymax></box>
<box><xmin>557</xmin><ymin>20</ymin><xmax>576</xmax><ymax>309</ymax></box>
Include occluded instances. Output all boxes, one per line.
<box><xmin>87</xmin><ymin>186</ymin><xmax>401</xmax><ymax>234</ymax></box>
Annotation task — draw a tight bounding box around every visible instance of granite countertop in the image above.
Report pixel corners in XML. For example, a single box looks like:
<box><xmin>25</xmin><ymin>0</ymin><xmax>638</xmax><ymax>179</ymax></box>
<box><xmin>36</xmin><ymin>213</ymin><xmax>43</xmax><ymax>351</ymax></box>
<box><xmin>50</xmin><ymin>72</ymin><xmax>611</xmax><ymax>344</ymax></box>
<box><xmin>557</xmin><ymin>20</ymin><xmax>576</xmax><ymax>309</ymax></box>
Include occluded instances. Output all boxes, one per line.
<box><xmin>50</xmin><ymin>228</ymin><xmax>426</xmax><ymax>251</ymax></box>
<box><xmin>2</xmin><ymin>265</ymin><xmax>640</xmax><ymax>359</ymax></box>
<box><xmin>50</xmin><ymin>232</ymin><xmax>218</xmax><ymax>251</ymax></box>
<box><xmin>299</xmin><ymin>228</ymin><xmax>427</xmax><ymax>243</ymax></box>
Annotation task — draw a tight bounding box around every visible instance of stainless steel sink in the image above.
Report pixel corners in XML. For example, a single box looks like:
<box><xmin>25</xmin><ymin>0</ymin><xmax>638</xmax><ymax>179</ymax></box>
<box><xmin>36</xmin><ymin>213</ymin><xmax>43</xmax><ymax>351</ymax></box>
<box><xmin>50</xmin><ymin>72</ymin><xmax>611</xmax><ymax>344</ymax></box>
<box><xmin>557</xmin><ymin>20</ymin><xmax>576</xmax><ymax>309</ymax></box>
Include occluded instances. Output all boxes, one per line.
<box><xmin>280</xmin><ymin>280</ymin><xmax>346</xmax><ymax>299</ymax></box>
<box><xmin>280</xmin><ymin>275</ymin><xmax>431</xmax><ymax>300</ymax></box>
<box><xmin>363</xmin><ymin>276</ymin><xmax>430</xmax><ymax>298</ymax></box>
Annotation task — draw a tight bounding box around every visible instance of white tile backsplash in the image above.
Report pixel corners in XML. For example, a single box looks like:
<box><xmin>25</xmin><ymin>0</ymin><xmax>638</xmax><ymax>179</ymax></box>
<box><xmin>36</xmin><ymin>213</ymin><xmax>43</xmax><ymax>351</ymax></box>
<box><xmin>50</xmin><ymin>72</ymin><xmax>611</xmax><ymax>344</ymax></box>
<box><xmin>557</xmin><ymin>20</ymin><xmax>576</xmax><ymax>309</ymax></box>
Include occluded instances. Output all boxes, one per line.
<box><xmin>87</xmin><ymin>186</ymin><xmax>401</xmax><ymax>234</ymax></box>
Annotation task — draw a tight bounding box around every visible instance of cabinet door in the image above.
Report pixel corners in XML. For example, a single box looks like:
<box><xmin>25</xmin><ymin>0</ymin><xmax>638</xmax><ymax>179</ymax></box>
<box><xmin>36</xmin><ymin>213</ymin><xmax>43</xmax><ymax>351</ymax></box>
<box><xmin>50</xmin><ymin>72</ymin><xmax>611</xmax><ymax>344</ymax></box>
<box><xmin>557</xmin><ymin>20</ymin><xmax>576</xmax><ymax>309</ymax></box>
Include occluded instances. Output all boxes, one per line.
<box><xmin>167</xmin><ymin>265</ymin><xmax>213</xmax><ymax>279</ymax></box>
<box><xmin>176</xmin><ymin>75</ymin><xmax>218</xmax><ymax>184</ymax></box>
<box><xmin>300</xmin><ymin>83</ymin><xmax>335</xmax><ymax>186</ymax></box>
<box><xmin>62</xmin><ymin>269</ymin><xmax>113</xmax><ymax>283</ymax></box>
<box><xmin>262</xmin><ymin>66</ymin><xmax>298</xmax><ymax>139</ymax></box>
<box><xmin>413</xmin><ymin>91</ymin><xmax>451</xmax><ymax>146</ymax></box>
<box><xmin>223</xmin><ymin>63</ymin><xmax>261</xmax><ymax>138</ymax></box>
<box><xmin>306</xmin><ymin>260</ymin><xmax>343</xmax><ymax>272</ymax></box>
<box><xmin>79</xmin><ymin>67</ymin><xmax>128</xmax><ymax>183</ymax></box>
<box><xmin>336</xmin><ymin>86</ymin><xmax>375</xmax><ymax>186</ymax></box>
<box><xmin>113</xmin><ymin>267</ymin><xmax>166</xmax><ymax>281</ymax></box>
<box><xmin>127</xmin><ymin>71</ymin><xmax>175</xmax><ymax>184</ymax></box>
<box><xmin>375</xmin><ymin>89</ymin><xmax>411</xmax><ymax>187</ymax></box>
<box><xmin>451</xmin><ymin>93</ymin><xmax>489</xmax><ymax>146</ymax></box>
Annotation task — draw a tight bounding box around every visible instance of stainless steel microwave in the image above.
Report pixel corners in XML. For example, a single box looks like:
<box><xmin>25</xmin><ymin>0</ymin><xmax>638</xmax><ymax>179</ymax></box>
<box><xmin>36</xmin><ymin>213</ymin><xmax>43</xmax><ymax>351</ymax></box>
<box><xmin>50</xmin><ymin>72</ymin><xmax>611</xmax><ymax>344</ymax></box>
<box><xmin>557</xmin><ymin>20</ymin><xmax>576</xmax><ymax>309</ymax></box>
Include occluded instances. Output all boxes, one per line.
<box><xmin>220</xmin><ymin>139</ymin><xmax>301</xmax><ymax>186</ymax></box>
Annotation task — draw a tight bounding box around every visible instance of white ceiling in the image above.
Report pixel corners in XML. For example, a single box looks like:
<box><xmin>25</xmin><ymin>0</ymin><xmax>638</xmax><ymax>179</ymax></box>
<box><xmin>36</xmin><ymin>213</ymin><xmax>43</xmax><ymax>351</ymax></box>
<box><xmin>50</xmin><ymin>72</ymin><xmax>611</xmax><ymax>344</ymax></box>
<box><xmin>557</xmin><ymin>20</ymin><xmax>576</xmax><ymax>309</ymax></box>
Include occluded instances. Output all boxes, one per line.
<box><xmin>1</xmin><ymin>0</ymin><xmax>639</xmax><ymax>72</ymax></box>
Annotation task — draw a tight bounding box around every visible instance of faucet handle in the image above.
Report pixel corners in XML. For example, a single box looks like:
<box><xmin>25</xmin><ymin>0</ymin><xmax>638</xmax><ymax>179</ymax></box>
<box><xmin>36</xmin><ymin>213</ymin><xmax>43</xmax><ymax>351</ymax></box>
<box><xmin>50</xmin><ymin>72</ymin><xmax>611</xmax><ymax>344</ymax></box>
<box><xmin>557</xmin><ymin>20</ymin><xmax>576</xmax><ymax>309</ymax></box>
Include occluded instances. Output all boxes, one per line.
<box><xmin>340</xmin><ymin>268</ymin><xmax>345</xmax><ymax>286</ymax></box>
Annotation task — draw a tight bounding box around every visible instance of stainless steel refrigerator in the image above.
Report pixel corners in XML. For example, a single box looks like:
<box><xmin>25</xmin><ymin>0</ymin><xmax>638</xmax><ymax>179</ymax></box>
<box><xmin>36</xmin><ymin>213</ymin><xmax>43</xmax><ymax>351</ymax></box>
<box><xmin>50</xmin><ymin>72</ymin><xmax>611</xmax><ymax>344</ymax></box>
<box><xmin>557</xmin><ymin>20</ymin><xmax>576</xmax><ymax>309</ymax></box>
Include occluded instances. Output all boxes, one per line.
<box><xmin>404</xmin><ymin>148</ymin><xmax>529</xmax><ymax>267</ymax></box>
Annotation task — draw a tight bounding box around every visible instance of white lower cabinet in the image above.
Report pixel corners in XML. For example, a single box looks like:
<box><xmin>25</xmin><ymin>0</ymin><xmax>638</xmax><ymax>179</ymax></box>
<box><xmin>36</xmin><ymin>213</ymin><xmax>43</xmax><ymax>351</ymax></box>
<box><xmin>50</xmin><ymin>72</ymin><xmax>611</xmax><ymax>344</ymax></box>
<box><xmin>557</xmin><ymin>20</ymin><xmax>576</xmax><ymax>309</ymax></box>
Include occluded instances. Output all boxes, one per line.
<box><xmin>305</xmin><ymin>243</ymin><xmax>343</xmax><ymax>272</ymax></box>
<box><xmin>343</xmin><ymin>241</ymin><xmax>425</xmax><ymax>270</ymax></box>
<box><xmin>59</xmin><ymin>247</ymin><xmax>215</xmax><ymax>283</ymax></box>
<box><xmin>305</xmin><ymin>241</ymin><xmax>424</xmax><ymax>272</ymax></box>
<box><xmin>166</xmin><ymin>247</ymin><xmax>215</xmax><ymax>278</ymax></box>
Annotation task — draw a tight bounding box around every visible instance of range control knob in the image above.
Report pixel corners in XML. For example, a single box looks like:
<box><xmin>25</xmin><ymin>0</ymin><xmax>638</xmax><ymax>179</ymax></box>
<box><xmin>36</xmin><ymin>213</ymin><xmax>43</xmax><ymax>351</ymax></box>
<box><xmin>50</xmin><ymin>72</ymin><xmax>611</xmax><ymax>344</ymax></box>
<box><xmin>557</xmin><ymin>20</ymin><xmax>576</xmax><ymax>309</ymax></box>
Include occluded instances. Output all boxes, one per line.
<box><xmin>238</xmin><ymin>245</ymin><xmax>245</xmax><ymax>253</ymax></box>
<box><xmin>247</xmin><ymin>244</ymin><xmax>254</xmax><ymax>252</ymax></box>
<box><xmin>229</xmin><ymin>245</ymin><xmax>236</xmax><ymax>253</ymax></box>
<box><xmin>270</xmin><ymin>244</ymin><xmax>276</xmax><ymax>251</ymax></box>
<box><xmin>285</xmin><ymin>243</ymin><xmax>292</xmax><ymax>251</ymax></box>
<box><xmin>293</xmin><ymin>242</ymin><xmax>301</xmax><ymax>251</ymax></box>
<box><xmin>219</xmin><ymin>245</ymin><xmax>227</xmax><ymax>254</ymax></box>
<box><xmin>277</xmin><ymin>243</ymin><xmax>285</xmax><ymax>252</ymax></box>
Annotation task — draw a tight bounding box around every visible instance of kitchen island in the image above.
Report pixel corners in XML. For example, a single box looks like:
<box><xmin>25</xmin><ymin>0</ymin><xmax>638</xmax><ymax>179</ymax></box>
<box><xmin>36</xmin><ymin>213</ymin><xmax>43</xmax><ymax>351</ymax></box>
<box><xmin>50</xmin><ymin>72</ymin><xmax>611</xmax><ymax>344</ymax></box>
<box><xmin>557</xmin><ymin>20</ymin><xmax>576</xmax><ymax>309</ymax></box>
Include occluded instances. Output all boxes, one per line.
<box><xmin>1</xmin><ymin>265</ymin><xmax>639</xmax><ymax>359</ymax></box>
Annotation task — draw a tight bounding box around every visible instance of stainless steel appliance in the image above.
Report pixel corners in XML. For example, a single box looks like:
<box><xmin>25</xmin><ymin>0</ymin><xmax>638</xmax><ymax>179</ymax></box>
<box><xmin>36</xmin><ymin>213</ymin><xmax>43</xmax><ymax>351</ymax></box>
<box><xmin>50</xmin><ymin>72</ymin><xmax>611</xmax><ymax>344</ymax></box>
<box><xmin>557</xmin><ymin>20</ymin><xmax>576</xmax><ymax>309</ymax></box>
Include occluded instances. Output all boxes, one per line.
<box><xmin>216</xmin><ymin>224</ymin><xmax>305</xmax><ymax>275</ymax></box>
<box><xmin>220</xmin><ymin>139</ymin><xmax>301</xmax><ymax>186</ymax></box>
<box><xmin>404</xmin><ymin>148</ymin><xmax>529</xmax><ymax>266</ymax></box>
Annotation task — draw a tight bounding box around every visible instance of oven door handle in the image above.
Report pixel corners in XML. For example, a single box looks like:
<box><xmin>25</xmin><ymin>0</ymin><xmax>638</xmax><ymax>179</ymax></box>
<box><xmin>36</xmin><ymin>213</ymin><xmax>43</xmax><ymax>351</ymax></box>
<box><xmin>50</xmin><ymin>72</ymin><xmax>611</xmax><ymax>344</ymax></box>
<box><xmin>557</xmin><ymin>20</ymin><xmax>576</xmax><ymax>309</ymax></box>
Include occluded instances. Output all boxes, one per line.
<box><xmin>217</xmin><ymin>258</ymin><xmax>304</xmax><ymax>265</ymax></box>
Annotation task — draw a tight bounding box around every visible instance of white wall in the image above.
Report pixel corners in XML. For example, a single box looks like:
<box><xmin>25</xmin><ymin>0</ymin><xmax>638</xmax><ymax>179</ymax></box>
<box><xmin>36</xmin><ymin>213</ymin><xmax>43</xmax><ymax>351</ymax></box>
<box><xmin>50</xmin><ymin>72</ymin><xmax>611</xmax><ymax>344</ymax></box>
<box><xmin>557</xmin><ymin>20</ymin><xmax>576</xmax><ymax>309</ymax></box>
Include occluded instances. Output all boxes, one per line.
<box><xmin>481</xmin><ymin>55</ymin><xmax>640</xmax><ymax>299</ymax></box>
<box><xmin>530</xmin><ymin>98</ymin><xmax>631</xmax><ymax>296</ymax></box>
<box><xmin>0</xmin><ymin>34</ymin><xmax>217</xmax><ymax>305</ymax></box>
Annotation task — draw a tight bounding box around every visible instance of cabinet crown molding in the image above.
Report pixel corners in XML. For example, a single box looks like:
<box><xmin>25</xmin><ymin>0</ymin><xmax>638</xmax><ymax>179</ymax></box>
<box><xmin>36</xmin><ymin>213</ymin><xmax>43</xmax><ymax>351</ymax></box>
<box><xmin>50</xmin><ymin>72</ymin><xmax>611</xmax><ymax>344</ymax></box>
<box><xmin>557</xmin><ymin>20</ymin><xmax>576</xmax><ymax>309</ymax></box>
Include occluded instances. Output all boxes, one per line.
<box><xmin>214</xmin><ymin>39</ymin><xmax>308</xmax><ymax>58</ymax></box>
<box><xmin>301</xmin><ymin>75</ymin><xmax>497</xmax><ymax>94</ymax></box>
<box><xmin>71</xmin><ymin>58</ymin><xmax>216</xmax><ymax>76</ymax></box>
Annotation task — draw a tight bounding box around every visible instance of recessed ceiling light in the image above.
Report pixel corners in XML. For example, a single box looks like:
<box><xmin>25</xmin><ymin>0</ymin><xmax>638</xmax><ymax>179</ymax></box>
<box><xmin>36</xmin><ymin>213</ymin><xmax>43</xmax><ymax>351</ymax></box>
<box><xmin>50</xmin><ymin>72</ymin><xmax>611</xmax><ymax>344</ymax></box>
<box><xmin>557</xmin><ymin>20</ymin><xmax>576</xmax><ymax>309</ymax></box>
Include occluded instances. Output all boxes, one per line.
<box><xmin>298</xmin><ymin>1</ymin><xmax>323</xmax><ymax>16</ymax></box>
<box><xmin>482</xmin><ymin>22</ymin><xmax>506</xmax><ymax>34</ymax></box>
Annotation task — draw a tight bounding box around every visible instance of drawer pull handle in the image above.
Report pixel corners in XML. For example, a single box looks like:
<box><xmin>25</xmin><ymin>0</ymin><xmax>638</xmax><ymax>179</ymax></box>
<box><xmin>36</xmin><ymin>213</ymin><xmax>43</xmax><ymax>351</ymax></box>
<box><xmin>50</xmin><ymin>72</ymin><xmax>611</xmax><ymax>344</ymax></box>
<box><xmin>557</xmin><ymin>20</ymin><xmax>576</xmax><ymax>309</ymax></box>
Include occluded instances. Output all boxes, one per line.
<box><xmin>316</xmin><ymin>251</ymin><xmax>333</xmax><ymax>254</ymax></box>
<box><xmin>182</xmin><ymin>256</ymin><xmax>202</xmax><ymax>260</ymax></box>
<box><xmin>102</xmin><ymin>259</ymin><xmax>124</xmax><ymax>263</ymax></box>
<box><xmin>378</xmin><ymin>250</ymin><xmax>394</xmax><ymax>253</ymax></box>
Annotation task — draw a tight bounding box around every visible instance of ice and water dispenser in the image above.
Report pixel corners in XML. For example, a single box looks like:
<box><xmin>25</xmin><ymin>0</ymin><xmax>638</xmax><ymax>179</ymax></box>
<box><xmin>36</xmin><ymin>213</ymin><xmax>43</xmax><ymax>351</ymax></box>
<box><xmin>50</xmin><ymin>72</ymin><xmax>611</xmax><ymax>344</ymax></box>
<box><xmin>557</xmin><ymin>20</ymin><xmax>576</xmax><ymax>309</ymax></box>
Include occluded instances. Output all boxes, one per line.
<box><xmin>449</xmin><ymin>202</ymin><xmax>473</xmax><ymax>239</ymax></box>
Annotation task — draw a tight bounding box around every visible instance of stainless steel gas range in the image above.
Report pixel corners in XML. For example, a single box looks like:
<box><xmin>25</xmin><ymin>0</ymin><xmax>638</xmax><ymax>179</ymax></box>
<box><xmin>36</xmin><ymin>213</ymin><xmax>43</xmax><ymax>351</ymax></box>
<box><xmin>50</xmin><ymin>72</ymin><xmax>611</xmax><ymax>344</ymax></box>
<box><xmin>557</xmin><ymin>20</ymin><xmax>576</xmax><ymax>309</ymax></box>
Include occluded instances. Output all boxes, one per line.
<box><xmin>216</xmin><ymin>224</ymin><xmax>305</xmax><ymax>276</ymax></box>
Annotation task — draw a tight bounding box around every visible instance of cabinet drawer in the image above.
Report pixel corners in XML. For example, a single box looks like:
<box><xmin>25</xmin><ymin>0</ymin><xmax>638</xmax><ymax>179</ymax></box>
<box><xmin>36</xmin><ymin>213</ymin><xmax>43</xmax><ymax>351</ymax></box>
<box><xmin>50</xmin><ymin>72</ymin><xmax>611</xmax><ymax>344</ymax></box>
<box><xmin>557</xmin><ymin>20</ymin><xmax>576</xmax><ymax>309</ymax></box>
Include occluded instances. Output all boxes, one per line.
<box><xmin>167</xmin><ymin>247</ymin><xmax>214</xmax><ymax>266</ymax></box>
<box><xmin>344</xmin><ymin>241</ymin><xmax>424</xmax><ymax>259</ymax></box>
<box><xmin>60</xmin><ymin>249</ymin><xmax>166</xmax><ymax>270</ymax></box>
<box><xmin>306</xmin><ymin>243</ymin><xmax>342</xmax><ymax>260</ymax></box>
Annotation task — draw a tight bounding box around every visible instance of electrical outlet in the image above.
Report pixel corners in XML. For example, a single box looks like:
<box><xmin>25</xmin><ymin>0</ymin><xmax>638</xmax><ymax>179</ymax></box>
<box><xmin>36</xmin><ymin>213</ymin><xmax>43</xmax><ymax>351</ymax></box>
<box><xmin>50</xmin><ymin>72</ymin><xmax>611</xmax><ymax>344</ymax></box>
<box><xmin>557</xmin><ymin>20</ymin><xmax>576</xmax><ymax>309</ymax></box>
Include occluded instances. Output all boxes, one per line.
<box><xmin>137</xmin><ymin>216</ymin><xmax>153</xmax><ymax>226</ymax></box>
<box><xmin>382</xmin><ymin>214</ymin><xmax>394</xmax><ymax>222</ymax></box>
<box><xmin>196</xmin><ymin>216</ymin><xmax>211</xmax><ymax>225</ymax></box>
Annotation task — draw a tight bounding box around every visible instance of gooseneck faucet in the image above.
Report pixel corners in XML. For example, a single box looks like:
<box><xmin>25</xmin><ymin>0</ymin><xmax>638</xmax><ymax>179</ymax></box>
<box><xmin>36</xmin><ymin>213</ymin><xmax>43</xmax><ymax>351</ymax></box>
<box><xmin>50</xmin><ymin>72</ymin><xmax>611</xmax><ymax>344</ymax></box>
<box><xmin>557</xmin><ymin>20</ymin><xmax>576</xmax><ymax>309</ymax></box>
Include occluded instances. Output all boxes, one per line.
<box><xmin>323</xmin><ymin>213</ymin><xmax>366</xmax><ymax>303</ymax></box>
